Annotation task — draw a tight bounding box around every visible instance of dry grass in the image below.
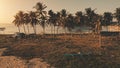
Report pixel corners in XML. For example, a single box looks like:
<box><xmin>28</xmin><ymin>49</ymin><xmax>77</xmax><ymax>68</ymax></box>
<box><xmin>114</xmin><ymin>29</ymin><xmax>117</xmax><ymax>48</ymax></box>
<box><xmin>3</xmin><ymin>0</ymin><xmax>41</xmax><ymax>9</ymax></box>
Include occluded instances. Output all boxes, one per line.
<box><xmin>0</xmin><ymin>34</ymin><xmax>120</xmax><ymax>68</ymax></box>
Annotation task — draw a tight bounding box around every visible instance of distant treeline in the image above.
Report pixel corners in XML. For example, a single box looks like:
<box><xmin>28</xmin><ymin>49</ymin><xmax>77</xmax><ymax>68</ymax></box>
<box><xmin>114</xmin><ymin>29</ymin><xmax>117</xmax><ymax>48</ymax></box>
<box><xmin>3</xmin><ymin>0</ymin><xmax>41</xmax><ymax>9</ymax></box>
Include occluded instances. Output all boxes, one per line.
<box><xmin>12</xmin><ymin>2</ymin><xmax>120</xmax><ymax>34</ymax></box>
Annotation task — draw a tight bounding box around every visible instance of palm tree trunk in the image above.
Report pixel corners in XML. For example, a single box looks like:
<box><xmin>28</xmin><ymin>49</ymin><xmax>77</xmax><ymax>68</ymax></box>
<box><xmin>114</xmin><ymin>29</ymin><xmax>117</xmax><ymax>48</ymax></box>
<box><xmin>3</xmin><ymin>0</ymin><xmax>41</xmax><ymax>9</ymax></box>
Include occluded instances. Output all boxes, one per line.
<box><xmin>54</xmin><ymin>26</ymin><xmax>55</xmax><ymax>35</ymax></box>
<box><xmin>43</xmin><ymin>27</ymin><xmax>45</xmax><ymax>34</ymax></box>
<box><xmin>64</xmin><ymin>27</ymin><xmax>68</xmax><ymax>36</ymax></box>
<box><xmin>51</xmin><ymin>25</ymin><xmax>53</xmax><ymax>34</ymax></box>
<box><xmin>23</xmin><ymin>24</ymin><xmax>26</xmax><ymax>34</ymax></box>
<box><xmin>118</xmin><ymin>21</ymin><xmax>120</xmax><ymax>38</ymax></box>
<box><xmin>33</xmin><ymin>25</ymin><xmax>36</xmax><ymax>34</ymax></box>
<box><xmin>27</xmin><ymin>25</ymin><xmax>29</xmax><ymax>34</ymax></box>
<box><xmin>35</xmin><ymin>25</ymin><xmax>37</xmax><ymax>34</ymax></box>
<box><xmin>53</xmin><ymin>25</ymin><xmax>55</xmax><ymax>39</ymax></box>
<box><xmin>17</xmin><ymin>26</ymin><xmax>20</xmax><ymax>33</ymax></box>
<box><xmin>57</xmin><ymin>26</ymin><xmax>59</xmax><ymax>34</ymax></box>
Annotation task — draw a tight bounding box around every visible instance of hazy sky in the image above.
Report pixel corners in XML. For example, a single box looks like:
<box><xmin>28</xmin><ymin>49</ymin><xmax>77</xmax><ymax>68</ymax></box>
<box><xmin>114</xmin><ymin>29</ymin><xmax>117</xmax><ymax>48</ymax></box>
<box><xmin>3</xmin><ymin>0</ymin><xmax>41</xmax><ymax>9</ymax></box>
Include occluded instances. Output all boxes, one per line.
<box><xmin>0</xmin><ymin>0</ymin><xmax>120</xmax><ymax>23</ymax></box>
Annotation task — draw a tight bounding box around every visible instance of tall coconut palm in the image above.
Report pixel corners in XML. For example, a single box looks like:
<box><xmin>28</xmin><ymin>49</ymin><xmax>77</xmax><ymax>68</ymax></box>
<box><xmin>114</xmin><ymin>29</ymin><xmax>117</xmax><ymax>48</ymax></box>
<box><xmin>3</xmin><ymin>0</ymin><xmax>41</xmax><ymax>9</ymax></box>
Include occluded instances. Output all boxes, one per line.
<box><xmin>48</xmin><ymin>10</ymin><xmax>57</xmax><ymax>34</ymax></box>
<box><xmin>56</xmin><ymin>12</ymin><xmax>61</xmax><ymax>34</ymax></box>
<box><xmin>75</xmin><ymin>11</ymin><xmax>84</xmax><ymax>26</ymax></box>
<box><xmin>12</xmin><ymin>15</ymin><xmax>21</xmax><ymax>33</ymax></box>
<box><xmin>17</xmin><ymin>11</ymin><xmax>27</xmax><ymax>34</ymax></box>
<box><xmin>60</xmin><ymin>9</ymin><xmax>68</xmax><ymax>33</ymax></box>
<box><xmin>115</xmin><ymin>8</ymin><xmax>120</xmax><ymax>32</ymax></box>
<box><xmin>66</xmin><ymin>14</ymin><xmax>75</xmax><ymax>32</ymax></box>
<box><xmin>29</xmin><ymin>11</ymin><xmax>38</xmax><ymax>34</ymax></box>
<box><xmin>13</xmin><ymin>11</ymin><xmax>27</xmax><ymax>33</ymax></box>
<box><xmin>85</xmin><ymin>8</ymin><xmax>100</xmax><ymax>33</ymax></box>
<box><xmin>85</xmin><ymin>8</ymin><xmax>95</xmax><ymax>30</ymax></box>
<box><xmin>48</xmin><ymin>10</ymin><xmax>54</xmax><ymax>34</ymax></box>
<box><xmin>23</xmin><ymin>13</ymin><xmax>30</xmax><ymax>34</ymax></box>
<box><xmin>34</xmin><ymin>2</ymin><xmax>47</xmax><ymax>34</ymax></box>
<box><xmin>103</xmin><ymin>12</ymin><xmax>113</xmax><ymax>31</ymax></box>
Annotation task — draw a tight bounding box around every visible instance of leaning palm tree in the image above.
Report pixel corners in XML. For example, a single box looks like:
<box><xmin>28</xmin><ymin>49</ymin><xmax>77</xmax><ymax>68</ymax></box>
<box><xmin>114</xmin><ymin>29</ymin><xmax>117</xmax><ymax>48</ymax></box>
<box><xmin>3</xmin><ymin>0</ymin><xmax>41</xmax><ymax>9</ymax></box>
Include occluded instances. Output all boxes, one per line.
<box><xmin>115</xmin><ymin>8</ymin><xmax>120</xmax><ymax>33</ymax></box>
<box><xmin>85</xmin><ymin>8</ymin><xmax>101</xmax><ymax>33</ymax></box>
<box><xmin>60</xmin><ymin>9</ymin><xmax>68</xmax><ymax>34</ymax></box>
<box><xmin>29</xmin><ymin>11</ymin><xmax>38</xmax><ymax>34</ymax></box>
<box><xmin>23</xmin><ymin>12</ymin><xmax>30</xmax><ymax>34</ymax></box>
<box><xmin>17</xmin><ymin>11</ymin><xmax>27</xmax><ymax>34</ymax></box>
<box><xmin>103</xmin><ymin>12</ymin><xmax>113</xmax><ymax>31</ymax></box>
<box><xmin>66</xmin><ymin>14</ymin><xmax>75</xmax><ymax>34</ymax></box>
<box><xmin>56</xmin><ymin>12</ymin><xmax>61</xmax><ymax>34</ymax></box>
<box><xmin>75</xmin><ymin>11</ymin><xmax>84</xmax><ymax>34</ymax></box>
<box><xmin>75</xmin><ymin>11</ymin><xmax>83</xmax><ymax>25</ymax></box>
<box><xmin>34</xmin><ymin>2</ymin><xmax>47</xmax><ymax>34</ymax></box>
<box><xmin>48</xmin><ymin>10</ymin><xmax>57</xmax><ymax>34</ymax></box>
<box><xmin>12</xmin><ymin>15</ymin><xmax>21</xmax><ymax>33</ymax></box>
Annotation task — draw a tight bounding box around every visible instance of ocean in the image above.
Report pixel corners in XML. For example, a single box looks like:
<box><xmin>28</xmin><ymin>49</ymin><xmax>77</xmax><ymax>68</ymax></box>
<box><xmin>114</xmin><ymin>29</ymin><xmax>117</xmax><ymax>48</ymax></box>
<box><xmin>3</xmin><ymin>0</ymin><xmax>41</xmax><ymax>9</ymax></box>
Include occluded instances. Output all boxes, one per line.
<box><xmin>0</xmin><ymin>23</ymin><xmax>119</xmax><ymax>34</ymax></box>
<box><xmin>0</xmin><ymin>23</ymin><xmax>65</xmax><ymax>34</ymax></box>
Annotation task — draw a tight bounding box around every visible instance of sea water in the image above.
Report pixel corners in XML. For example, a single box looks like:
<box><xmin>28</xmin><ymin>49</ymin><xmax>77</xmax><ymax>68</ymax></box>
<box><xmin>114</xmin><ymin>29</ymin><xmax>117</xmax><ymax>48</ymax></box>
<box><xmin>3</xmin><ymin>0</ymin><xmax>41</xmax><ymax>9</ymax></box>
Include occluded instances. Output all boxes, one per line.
<box><xmin>0</xmin><ymin>23</ymin><xmax>119</xmax><ymax>34</ymax></box>
<box><xmin>0</xmin><ymin>23</ymin><xmax>65</xmax><ymax>34</ymax></box>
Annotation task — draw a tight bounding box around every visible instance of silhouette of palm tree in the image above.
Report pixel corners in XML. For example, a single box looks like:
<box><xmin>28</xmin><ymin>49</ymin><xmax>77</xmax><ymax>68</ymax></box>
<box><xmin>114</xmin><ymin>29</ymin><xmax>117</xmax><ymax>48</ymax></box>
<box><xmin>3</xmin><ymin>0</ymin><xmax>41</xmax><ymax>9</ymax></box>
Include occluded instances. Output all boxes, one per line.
<box><xmin>29</xmin><ymin>11</ymin><xmax>38</xmax><ymax>34</ymax></box>
<box><xmin>23</xmin><ymin>13</ymin><xmax>30</xmax><ymax>34</ymax></box>
<box><xmin>48</xmin><ymin>10</ymin><xmax>57</xmax><ymax>34</ymax></box>
<box><xmin>85</xmin><ymin>8</ymin><xmax>100</xmax><ymax>33</ymax></box>
<box><xmin>75</xmin><ymin>11</ymin><xmax>84</xmax><ymax>26</ymax></box>
<box><xmin>102</xmin><ymin>12</ymin><xmax>113</xmax><ymax>31</ymax></box>
<box><xmin>115</xmin><ymin>8</ymin><xmax>120</xmax><ymax>24</ymax></box>
<box><xmin>66</xmin><ymin>14</ymin><xmax>75</xmax><ymax>32</ymax></box>
<box><xmin>55</xmin><ymin>12</ymin><xmax>61</xmax><ymax>34</ymax></box>
<box><xmin>34</xmin><ymin>2</ymin><xmax>47</xmax><ymax>34</ymax></box>
<box><xmin>115</xmin><ymin>8</ymin><xmax>120</xmax><ymax>32</ymax></box>
<box><xmin>60</xmin><ymin>9</ymin><xmax>68</xmax><ymax>33</ymax></box>
<box><xmin>13</xmin><ymin>11</ymin><xmax>27</xmax><ymax>33</ymax></box>
<box><xmin>12</xmin><ymin>15</ymin><xmax>21</xmax><ymax>33</ymax></box>
<box><xmin>17</xmin><ymin>11</ymin><xmax>27</xmax><ymax>34</ymax></box>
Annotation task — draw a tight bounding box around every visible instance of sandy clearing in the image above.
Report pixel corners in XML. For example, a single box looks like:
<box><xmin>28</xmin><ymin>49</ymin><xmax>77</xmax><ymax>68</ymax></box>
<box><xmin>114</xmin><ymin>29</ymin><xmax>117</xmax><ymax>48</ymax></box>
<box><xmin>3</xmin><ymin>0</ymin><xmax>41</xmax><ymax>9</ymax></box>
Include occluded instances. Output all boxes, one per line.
<box><xmin>0</xmin><ymin>48</ymin><xmax>53</xmax><ymax>68</ymax></box>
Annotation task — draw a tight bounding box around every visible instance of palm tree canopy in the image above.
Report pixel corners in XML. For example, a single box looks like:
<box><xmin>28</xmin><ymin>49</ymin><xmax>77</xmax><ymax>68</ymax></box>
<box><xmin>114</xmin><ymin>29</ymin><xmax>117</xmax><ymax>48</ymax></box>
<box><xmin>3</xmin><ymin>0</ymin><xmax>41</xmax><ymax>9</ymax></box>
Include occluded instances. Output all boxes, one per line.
<box><xmin>12</xmin><ymin>11</ymin><xmax>25</xmax><ymax>26</ymax></box>
<box><xmin>24</xmin><ymin>13</ymin><xmax>30</xmax><ymax>25</ymax></box>
<box><xmin>29</xmin><ymin>11</ymin><xmax>38</xmax><ymax>26</ymax></box>
<box><xmin>60</xmin><ymin>9</ymin><xmax>67</xmax><ymax>17</ymax></box>
<box><xmin>12</xmin><ymin>15</ymin><xmax>20</xmax><ymax>26</ymax></box>
<box><xmin>34</xmin><ymin>2</ymin><xmax>47</xmax><ymax>12</ymax></box>
<box><xmin>102</xmin><ymin>12</ymin><xmax>113</xmax><ymax>26</ymax></box>
<box><xmin>75</xmin><ymin>11</ymin><xmax>84</xmax><ymax>25</ymax></box>
<box><xmin>48</xmin><ymin>10</ymin><xmax>57</xmax><ymax>26</ymax></box>
<box><xmin>115</xmin><ymin>8</ymin><xmax>120</xmax><ymax>25</ymax></box>
<box><xmin>66</xmin><ymin>14</ymin><xmax>75</xmax><ymax>30</ymax></box>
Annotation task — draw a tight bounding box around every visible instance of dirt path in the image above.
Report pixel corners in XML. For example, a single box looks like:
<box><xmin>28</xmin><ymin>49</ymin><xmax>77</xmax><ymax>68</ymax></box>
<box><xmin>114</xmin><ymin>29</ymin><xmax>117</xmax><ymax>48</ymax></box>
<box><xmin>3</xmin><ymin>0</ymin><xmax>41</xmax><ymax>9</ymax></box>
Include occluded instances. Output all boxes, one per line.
<box><xmin>0</xmin><ymin>48</ymin><xmax>52</xmax><ymax>68</ymax></box>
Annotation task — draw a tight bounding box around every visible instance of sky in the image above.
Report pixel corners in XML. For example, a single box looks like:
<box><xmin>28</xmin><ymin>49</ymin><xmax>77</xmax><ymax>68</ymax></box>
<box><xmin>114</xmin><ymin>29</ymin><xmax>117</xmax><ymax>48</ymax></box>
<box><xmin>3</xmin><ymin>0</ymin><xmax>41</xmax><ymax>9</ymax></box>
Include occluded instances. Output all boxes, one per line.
<box><xmin>0</xmin><ymin>0</ymin><xmax>120</xmax><ymax>24</ymax></box>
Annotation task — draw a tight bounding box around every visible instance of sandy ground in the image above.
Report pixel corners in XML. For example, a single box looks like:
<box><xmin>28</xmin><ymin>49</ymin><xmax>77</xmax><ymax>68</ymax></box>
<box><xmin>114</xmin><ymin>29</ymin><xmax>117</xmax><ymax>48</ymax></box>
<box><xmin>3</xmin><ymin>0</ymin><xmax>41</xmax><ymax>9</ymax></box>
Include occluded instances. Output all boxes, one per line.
<box><xmin>0</xmin><ymin>48</ymin><xmax>52</xmax><ymax>68</ymax></box>
<box><xmin>0</xmin><ymin>34</ymin><xmax>119</xmax><ymax>68</ymax></box>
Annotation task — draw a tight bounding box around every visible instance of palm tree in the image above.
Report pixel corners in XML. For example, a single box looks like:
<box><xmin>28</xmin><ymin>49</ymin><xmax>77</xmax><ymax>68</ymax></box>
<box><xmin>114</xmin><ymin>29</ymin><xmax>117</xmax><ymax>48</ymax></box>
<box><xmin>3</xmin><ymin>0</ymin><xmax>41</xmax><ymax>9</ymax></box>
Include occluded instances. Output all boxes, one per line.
<box><xmin>34</xmin><ymin>2</ymin><xmax>47</xmax><ymax>34</ymax></box>
<box><xmin>85</xmin><ymin>8</ymin><xmax>95</xmax><ymax>32</ymax></box>
<box><xmin>115</xmin><ymin>8</ymin><xmax>120</xmax><ymax>32</ymax></box>
<box><xmin>48</xmin><ymin>10</ymin><xmax>57</xmax><ymax>34</ymax></box>
<box><xmin>13</xmin><ymin>11</ymin><xmax>27</xmax><ymax>33</ymax></box>
<box><xmin>12</xmin><ymin>15</ymin><xmax>21</xmax><ymax>33</ymax></box>
<box><xmin>66</xmin><ymin>14</ymin><xmax>75</xmax><ymax>33</ymax></box>
<box><xmin>115</xmin><ymin>8</ymin><xmax>120</xmax><ymax>24</ymax></box>
<box><xmin>75</xmin><ymin>11</ymin><xmax>84</xmax><ymax>26</ymax></box>
<box><xmin>60</xmin><ymin>9</ymin><xmax>68</xmax><ymax>34</ymax></box>
<box><xmin>17</xmin><ymin>11</ymin><xmax>27</xmax><ymax>34</ymax></box>
<box><xmin>56</xmin><ymin>12</ymin><xmax>61</xmax><ymax>34</ymax></box>
<box><xmin>23</xmin><ymin>13</ymin><xmax>30</xmax><ymax>34</ymax></box>
<box><xmin>85</xmin><ymin>8</ymin><xmax>101</xmax><ymax>33</ymax></box>
<box><xmin>29</xmin><ymin>11</ymin><xmax>38</xmax><ymax>34</ymax></box>
<box><xmin>102</xmin><ymin>12</ymin><xmax>113</xmax><ymax>31</ymax></box>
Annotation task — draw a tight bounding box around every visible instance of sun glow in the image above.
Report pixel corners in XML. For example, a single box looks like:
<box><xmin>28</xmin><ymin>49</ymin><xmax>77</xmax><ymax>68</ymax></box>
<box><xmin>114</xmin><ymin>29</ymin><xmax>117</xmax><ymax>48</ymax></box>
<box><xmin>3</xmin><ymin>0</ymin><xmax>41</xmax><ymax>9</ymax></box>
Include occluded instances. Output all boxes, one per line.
<box><xmin>0</xmin><ymin>0</ymin><xmax>11</xmax><ymax>23</ymax></box>
<box><xmin>0</xmin><ymin>0</ymin><xmax>120</xmax><ymax>24</ymax></box>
